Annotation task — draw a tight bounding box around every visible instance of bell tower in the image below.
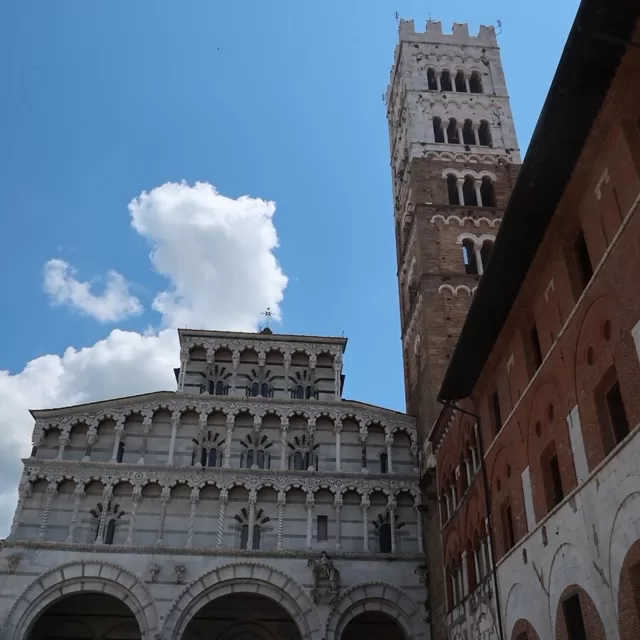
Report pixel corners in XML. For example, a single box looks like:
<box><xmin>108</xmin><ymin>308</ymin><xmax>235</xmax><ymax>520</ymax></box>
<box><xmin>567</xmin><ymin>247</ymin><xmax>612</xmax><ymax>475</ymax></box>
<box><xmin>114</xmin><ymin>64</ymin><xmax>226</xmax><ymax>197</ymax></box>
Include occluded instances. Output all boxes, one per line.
<box><xmin>386</xmin><ymin>19</ymin><xmax>521</xmax><ymax>636</ymax></box>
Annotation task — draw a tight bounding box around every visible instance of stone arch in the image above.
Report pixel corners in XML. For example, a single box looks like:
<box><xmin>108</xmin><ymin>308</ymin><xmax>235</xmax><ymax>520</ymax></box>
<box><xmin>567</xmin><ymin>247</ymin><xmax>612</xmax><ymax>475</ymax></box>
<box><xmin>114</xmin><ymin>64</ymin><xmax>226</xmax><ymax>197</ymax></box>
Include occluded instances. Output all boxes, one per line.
<box><xmin>616</xmin><ymin>520</ymin><xmax>640</xmax><ymax>638</ymax></box>
<box><xmin>162</xmin><ymin>562</ymin><xmax>320</xmax><ymax>640</ymax></box>
<box><xmin>325</xmin><ymin>582</ymin><xmax>425</xmax><ymax>640</ymax></box>
<box><xmin>0</xmin><ymin>560</ymin><xmax>158</xmax><ymax>640</ymax></box>
<box><xmin>554</xmin><ymin>584</ymin><xmax>607</xmax><ymax>640</ymax></box>
<box><xmin>504</xmin><ymin>582</ymin><xmax>547</xmax><ymax>640</ymax></box>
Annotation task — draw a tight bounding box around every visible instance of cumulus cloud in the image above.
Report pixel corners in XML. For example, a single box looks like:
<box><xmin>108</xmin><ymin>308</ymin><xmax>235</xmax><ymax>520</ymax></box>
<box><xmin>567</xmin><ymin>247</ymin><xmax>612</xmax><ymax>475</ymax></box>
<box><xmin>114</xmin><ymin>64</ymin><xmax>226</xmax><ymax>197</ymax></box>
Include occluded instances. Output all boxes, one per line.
<box><xmin>43</xmin><ymin>259</ymin><xmax>143</xmax><ymax>322</ymax></box>
<box><xmin>0</xmin><ymin>182</ymin><xmax>288</xmax><ymax>536</ymax></box>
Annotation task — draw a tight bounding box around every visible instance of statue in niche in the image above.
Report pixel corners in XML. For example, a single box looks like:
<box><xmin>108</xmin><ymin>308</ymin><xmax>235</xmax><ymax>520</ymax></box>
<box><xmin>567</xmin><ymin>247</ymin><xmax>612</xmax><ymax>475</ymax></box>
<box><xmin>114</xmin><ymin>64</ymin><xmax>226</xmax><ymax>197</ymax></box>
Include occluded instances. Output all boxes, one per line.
<box><xmin>308</xmin><ymin>551</ymin><xmax>340</xmax><ymax>603</ymax></box>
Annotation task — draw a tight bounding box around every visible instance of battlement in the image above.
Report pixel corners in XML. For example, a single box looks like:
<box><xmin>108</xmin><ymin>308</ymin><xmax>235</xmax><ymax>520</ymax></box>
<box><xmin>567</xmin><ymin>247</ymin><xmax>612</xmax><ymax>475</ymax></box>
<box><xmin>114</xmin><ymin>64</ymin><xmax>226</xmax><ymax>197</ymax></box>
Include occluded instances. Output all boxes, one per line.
<box><xmin>398</xmin><ymin>19</ymin><xmax>498</xmax><ymax>46</ymax></box>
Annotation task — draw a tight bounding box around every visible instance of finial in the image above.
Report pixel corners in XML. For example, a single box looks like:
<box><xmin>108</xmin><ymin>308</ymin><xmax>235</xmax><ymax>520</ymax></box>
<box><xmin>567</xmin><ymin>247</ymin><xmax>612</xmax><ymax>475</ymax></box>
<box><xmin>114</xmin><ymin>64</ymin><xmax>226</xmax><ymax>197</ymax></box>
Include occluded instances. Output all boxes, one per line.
<box><xmin>260</xmin><ymin>308</ymin><xmax>273</xmax><ymax>331</ymax></box>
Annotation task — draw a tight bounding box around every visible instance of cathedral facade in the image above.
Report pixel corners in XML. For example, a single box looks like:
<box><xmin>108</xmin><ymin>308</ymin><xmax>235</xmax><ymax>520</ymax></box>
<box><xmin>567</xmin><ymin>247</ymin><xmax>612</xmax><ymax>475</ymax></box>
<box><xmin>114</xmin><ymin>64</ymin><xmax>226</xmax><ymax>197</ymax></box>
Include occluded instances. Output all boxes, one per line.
<box><xmin>0</xmin><ymin>329</ymin><xmax>428</xmax><ymax>640</ymax></box>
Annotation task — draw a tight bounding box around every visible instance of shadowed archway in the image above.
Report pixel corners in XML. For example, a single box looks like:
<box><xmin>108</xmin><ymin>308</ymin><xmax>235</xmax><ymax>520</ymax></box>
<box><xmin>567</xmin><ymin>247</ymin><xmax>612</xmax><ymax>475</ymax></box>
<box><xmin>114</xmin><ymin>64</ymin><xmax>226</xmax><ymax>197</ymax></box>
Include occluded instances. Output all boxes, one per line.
<box><xmin>341</xmin><ymin>611</ymin><xmax>404</xmax><ymax>640</ymax></box>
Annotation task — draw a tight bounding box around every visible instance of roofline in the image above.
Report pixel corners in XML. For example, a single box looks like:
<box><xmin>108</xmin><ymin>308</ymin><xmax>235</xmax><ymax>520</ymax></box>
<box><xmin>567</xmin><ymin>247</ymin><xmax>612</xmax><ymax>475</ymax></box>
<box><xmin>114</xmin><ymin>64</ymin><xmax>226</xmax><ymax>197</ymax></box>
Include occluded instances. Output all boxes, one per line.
<box><xmin>439</xmin><ymin>0</ymin><xmax>640</xmax><ymax>401</ymax></box>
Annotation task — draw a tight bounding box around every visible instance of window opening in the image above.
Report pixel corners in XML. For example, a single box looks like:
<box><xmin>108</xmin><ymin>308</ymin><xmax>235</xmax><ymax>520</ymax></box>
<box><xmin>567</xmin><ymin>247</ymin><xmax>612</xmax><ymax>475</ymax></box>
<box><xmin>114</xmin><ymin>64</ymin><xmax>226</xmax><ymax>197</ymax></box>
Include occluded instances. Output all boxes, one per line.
<box><xmin>294</xmin><ymin>451</ymin><xmax>303</xmax><ymax>470</ymax></box>
<box><xmin>480</xmin><ymin>177</ymin><xmax>495</xmax><ymax>207</ymax></box>
<box><xmin>295</xmin><ymin>385</ymin><xmax>304</xmax><ymax>400</ymax></box>
<box><xmin>531</xmin><ymin>325</ymin><xmax>543</xmax><ymax>371</ymax></box>
<box><xmin>215</xmin><ymin>380</ymin><xmax>226</xmax><ymax>396</ymax></box>
<box><xmin>480</xmin><ymin>240</ymin><xmax>493</xmax><ymax>271</ymax></box>
<box><xmin>261</xmin><ymin>382</ymin><xmax>271</xmax><ymax>397</ymax></box>
<box><xmin>252</xmin><ymin>524</ymin><xmax>261</xmax><ymax>550</ymax></box>
<box><xmin>208</xmin><ymin>448</ymin><xmax>217</xmax><ymax>467</ymax></box>
<box><xmin>463</xmin><ymin>239</ymin><xmax>478</xmax><ymax>275</ymax></box>
<box><xmin>455</xmin><ymin>70</ymin><xmax>467</xmax><ymax>92</ymax></box>
<box><xmin>240</xmin><ymin>524</ymin><xmax>249</xmax><ymax>549</ymax></box>
<box><xmin>606</xmin><ymin>380</ymin><xmax>630</xmax><ymax>445</ymax></box>
<box><xmin>548</xmin><ymin>452</ymin><xmax>564</xmax><ymax>507</ymax></box>
<box><xmin>317</xmin><ymin>515</ymin><xmax>328</xmax><ymax>542</ymax></box>
<box><xmin>492</xmin><ymin>389</ymin><xmax>502</xmax><ymax>432</ymax></box>
<box><xmin>575</xmin><ymin>230</ymin><xmax>593</xmax><ymax>290</ymax></box>
<box><xmin>246</xmin><ymin>449</ymin><xmax>255</xmax><ymax>468</ymax></box>
<box><xmin>380</xmin><ymin>452</ymin><xmax>388</xmax><ymax>474</ymax></box>
<box><xmin>427</xmin><ymin>68</ymin><xmax>438</xmax><ymax>90</ymax></box>
<box><xmin>257</xmin><ymin>450</ymin><xmax>265</xmax><ymax>469</ymax></box>
<box><xmin>462</xmin><ymin>120</ymin><xmax>475</xmax><ymax>146</ymax></box>
<box><xmin>469</xmin><ymin>71</ymin><xmax>483</xmax><ymax>93</ymax></box>
<box><xmin>441</xmin><ymin>70</ymin><xmax>452</xmax><ymax>91</ymax></box>
<box><xmin>116</xmin><ymin>441</ymin><xmax>125</xmax><ymax>463</ymax></box>
<box><xmin>463</xmin><ymin>177</ymin><xmax>477</xmax><ymax>206</ymax></box>
<box><xmin>200</xmin><ymin>447</ymin><xmax>207</xmax><ymax>467</ymax></box>
<box><xmin>502</xmin><ymin>501</ymin><xmax>515</xmax><ymax>551</ymax></box>
<box><xmin>379</xmin><ymin>522</ymin><xmax>392</xmax><ymax>553</ymax></box>
<box><xmin>104</xmin><ymin>519</ymin><xmax>116</xmax><ymax>545</ymax></box>
<box><xmin>433</xmin><ymin>116</ymin><xmax>445</xmax><ymax>143</ymax></box>
<box><xmin>447</xmin><ymin>175</ymin><xmax>460</xmax><ymax>205</ymax></box>
<box><xmin>447</xmin><ymin>118</ymin><xmax>460</xmax><ymax>144</ymax></box>
<box><xmin>562</xmin><ymin>594</ymin><xmax>587</xmax><ymax>640</ymax></box>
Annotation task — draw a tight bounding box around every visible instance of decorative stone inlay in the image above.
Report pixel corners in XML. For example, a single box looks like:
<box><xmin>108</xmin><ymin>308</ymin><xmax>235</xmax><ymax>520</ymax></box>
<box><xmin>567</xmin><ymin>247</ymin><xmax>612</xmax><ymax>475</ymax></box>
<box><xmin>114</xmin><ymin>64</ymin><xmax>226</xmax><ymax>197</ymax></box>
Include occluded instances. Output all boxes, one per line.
<box><xmin>5</xmin><ymin>554</ymin><xmax>21</xmax><ymax>574</ymax></box>
<box><xmin>174</xmin><ymin>564</ymin><xmax>186</xmax><ymax>584</ymax></box>
<box><xmin>147</xmin><ymin>563</ymin><xmax>161</xmax><ymax>583</ymax></box>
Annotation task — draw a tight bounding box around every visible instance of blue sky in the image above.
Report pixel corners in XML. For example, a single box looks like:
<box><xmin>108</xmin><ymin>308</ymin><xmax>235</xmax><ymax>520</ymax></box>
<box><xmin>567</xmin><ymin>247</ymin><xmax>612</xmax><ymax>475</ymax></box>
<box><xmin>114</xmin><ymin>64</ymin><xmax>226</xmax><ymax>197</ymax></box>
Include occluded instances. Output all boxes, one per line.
<box><xmin>0</xmin><ymin>0</ymin><xmax>579</xmax><ymax>422</ymax></box>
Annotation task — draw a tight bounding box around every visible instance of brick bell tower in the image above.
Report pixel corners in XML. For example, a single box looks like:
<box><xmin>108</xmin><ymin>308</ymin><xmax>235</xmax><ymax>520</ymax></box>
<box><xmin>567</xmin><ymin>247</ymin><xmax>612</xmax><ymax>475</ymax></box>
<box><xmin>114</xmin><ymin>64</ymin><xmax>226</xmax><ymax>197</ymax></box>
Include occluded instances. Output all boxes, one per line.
<box><xmin>386</xmin><ymin>19</ymin><xmax>521</xmax><ymax>636</ymax></box>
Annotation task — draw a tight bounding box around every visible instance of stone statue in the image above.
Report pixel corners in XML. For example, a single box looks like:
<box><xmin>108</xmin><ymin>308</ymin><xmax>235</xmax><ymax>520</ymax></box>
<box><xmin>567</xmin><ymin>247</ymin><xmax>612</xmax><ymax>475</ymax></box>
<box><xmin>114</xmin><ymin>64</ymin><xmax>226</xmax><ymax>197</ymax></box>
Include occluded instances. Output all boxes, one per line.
<box><xmin>308</xmin><ymin>551</ymin><xmax>340</xmax><ymax>602</ymax></box>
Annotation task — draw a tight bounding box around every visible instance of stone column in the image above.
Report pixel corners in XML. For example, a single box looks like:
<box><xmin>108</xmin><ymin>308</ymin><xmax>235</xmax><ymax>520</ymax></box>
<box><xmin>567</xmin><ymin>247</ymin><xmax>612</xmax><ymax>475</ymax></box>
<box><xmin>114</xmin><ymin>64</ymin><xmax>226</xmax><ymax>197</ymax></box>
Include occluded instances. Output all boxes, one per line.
<box><xmin>95</xmin><ymin>485</ymin><xmax>113</xmax><ymax>544</ymax></box>
<box><xmin>334</xmin><ymin>420</ymin><xmax>342</xmax><ymax>471</ymax></box>
<box><xmin>57</xmin><ymin>431</ymin><xmax>70</xmax><ymax>461</ymax></box>
<box><xmin>167</xmin><ymin>410</ymin><xmax>180</xmax><ymax>465</ymax></box>
<box><xmin>388</xmin><ymin>497</ymin><xmax>397</xmax><ymax>553</ymax></box>
<box><xmin>465</xmin><ymin>458</ymin><xmax>472</xmax><ymax>485</ymax></box>
<box><xmin>457</xmin><ymin>122</ymin><xmax>464</xmax><ymax>145</ymax></box>
<box><xmin>360</xmin><ymin>426</ymin><xmax>368</xmax><ymax>473</ymax></box>
<box><xmin>461</xmin><ymin>550</ymin><xmax>469</xmax><ymax>598</ymax></box>
<box><xmin>186</xmin><ymin>486</ymin><xmax>200</xmax><ymax>548</ymax></box>
<box><xmin>451</xmin><ymin>485</ymin><xmax>457</xmax><ymax>510</ymax></box>
<box><xmin>361</xmin><ymin>496</ymin><xmax>370</xmax><ymax>552</ymax></box>
<box><xmin>277</xmin><ymin>491</ymin><xmax>286</xmax><ymax>550</ymax></box>
<box><xmin>435</xmin><ymin>70</ymin><xmax>442</xmax><ymax>91</ymax></box>
<box><xmin>138</xmin><ymin>413</ymin><xmax>153</xmax><ymax>464</ymax></box>
<box><xmin>126</xmin><ymin>486</ymin><xmax>142</xmax><ymax>545</ymax></box>
<box><xmin>471</xmin><ymin>446</ymin><xmax>479</xmax><ymax>472</ymax></box>
<box><xmin>111</xmin><ymin>420</ymin><xmax>125</xmax><ymax>462</ymax></box>
<box><xmin>484</xmin><ymin>517</ymin><xmax>494</xmax><ymax>566</ymax></box>
<box><xmin>217</xmin><ymin>490</ymin><xmax>228</xmax><ymax>547</ymax></box>
<box><xmin>66</xmin><ymin>484</ymin><xmax>85</xmax><ymax>543</ymax></box>
<box><xmin>456</xmin><ymin>178</ymin><xmax>465</xmax><ymax>205</ymax></box>
<box><xmin>443</xmin><ymin>121</ymin><xmax>449</xmax><ymax>144</ymax></box>
<box><xmin>415</xmin><ymin>504</ymin><xmax>424</xmax><ymax>550</ymax></box>
<box><xmin>223</xmin><ymin>413</ymin><xmax>235</xmax><ymax>468</ymax></box>
<box><xmin>305</xmin><ymin>494</ymin><xmax>314</xmax><ymax>549</ymax></box>
<box><xmin>83</xmin><ymin>425</ymin><xmax>98</xmax><ymax>462</ymax></box>
<box><xmin>334</xmin><ymin>494</ymin><xmax>343</xmax><ymax>551</ymax></box>
<box><xmin>445</xmin><ymin>492</ymin><xmax>451</xmax><ymax>519</ymax></box>
<box><xmin>177</xmin><ymin>348</ymin><xmax>188</xmax><ymax>391</ymax></box>
<box><xmin>465</xmin><ymin>74</ymin><xmax>471</xmax><ymax>93</ymax></box>
<box><xmin>9</xmin><ymin>483</ymin><xmax>31</xmax><ymax>539</ymax></box>
<box><xmin>385</xmin><ymin>434</ymin><xmax>394</xmax><ymax>473</ymax></box>
<box><xmin>39</xmin><ymin>482</ymin><xmax>58</xmax><ymax>540</ymax></box>
<box><xmin>156</xmin><ymin>486</ymin><xmax>171</xmax><ymax>546</ymax></box>
<box><xmin>473</xmin><ymin>548</ymin><xmax>481</xmax><ymax>582</ymax></box>
<box><xmin>247</xmin><ymin>491</ymin><xmax>257</xmax><ymax>550</ymax></box>
<box><xmin>474</xmin><ymin>179</ymin><xmax>484</xmax><ymax>208</ymax></box>
<box><xmin>280</xmin><ymin>417</ymin><xmax>289</xmax><ymax>470</ymax></box>
<box><xmin>411</xmin><ymin>441</ymin><xmax>419</xmax><ymax>472</ymax></box>
<box><xmin>231</xmin><ymin>350</ymin><xmax>240</xmax><ymax>395</ymax></box>
<box><xmin>472</xmin><ymin>122</ymin><xmax>481</xmax><ymax>146</ymax></box>
<box><xmin>307</xmin><ymin>417</ymin><xmax>317</xmax><ymax>471</ymax></box>
<box><xmin>283</xmin><ymin>353</ymin><xmax>291</xmax><ymax>395</ymax></box>
<box><xmin>334</xmin><ymin>355</ymin><xmax>342</xmax><ymax>398</ymax></box>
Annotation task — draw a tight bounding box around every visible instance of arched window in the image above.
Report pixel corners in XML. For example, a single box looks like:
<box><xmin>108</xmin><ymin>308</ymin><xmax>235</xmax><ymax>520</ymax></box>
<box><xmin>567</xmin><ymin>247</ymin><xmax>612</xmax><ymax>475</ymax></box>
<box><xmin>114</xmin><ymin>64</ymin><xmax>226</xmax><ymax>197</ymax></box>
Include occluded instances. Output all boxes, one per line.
<box><xmin>191</xmin><ymin>449</ymin><xmax>197</xmax><ymax>466</ymax></box>
<box><xmin>379</xmin><ymin>522</ymin><xmax>392</xmax><ymax>553</ymax></box>
<box><xmin>455</xmin><ymin>70</ymin><xmax>467</xmax><ymax>92</ymax></box>
<box><xmin>240</xmin><ymin>524</ymin><xmax>249</xmax><ymax>549</ymax></box>
<box><xmin>215</xmin><ymin>380</ymin><xmax>226</xmax><ymax>396</ymax></box>
<box><xmin>294</xmin><ymin>385</ymin><xmax>304</xmax><ymax>400</ymax></box>
<box><xmin>249</xmin><ymin>382</ymin><xmax>259</xmax><ymax>397</ymax></box>
<box><xmin>447</xmin><ymin>118</ymin><xmax>459</xmax><ymax>144</ymax></box>
<box><xmin>478</xmin><ymin>121</ymin><xmax>492</xmax><ymax>147</ymax></box>
<box><xmin>440</xmin><ymin>70</ymin><xmax>452</xmax><ymax>91</ymax></box>
<box><xmin>463</xmin><ymin>176</ymin><xmax>478</xmax><ymax>206</ymax></box>
<box><xmin>261</xmin><ymin>382</ymin><xmax>271</xmax><ymax>397</ymax></box>
<box><xmin>463</xmin><ymin>239</ymin><xmax>478</xmax><ymax>275</ymax></box>
<box><xmin>257</xmin><ymin>450</ymin><xmax>265</xmax><ymax>469</ymax></box>
<box><xmin>200</xmin><ymin>447</ymin><xmax>207</xmax><ymax>466</ymax></box>
<box><xmin>208</xmin><ymin>448</ymin><xmax>217</xmax><ymax>467</ymax></box>
<box><xmin>253</xmin><ymin>524</ymin><xmax>261</xmax><ymax>550</ymax></box>
<box><xmin>462</xmin><ymin>119</ymin><xmax>475</xmax><ymax>146</ymax></box>
<box><xmin>305</xmin><ymin>385</ymin><xmax>313</xmax><ymax>399</ymax></box>
<box><xmin>104</xmin><ymin>519</ymin><xmax>116</xmax><ymax>545</ymax></box>
<box><xmin>447</xmin><ymin>175</ymin><xmax>460</xmax><ymax>205</ymax></box>
<box><xmin>480</xmin><ymin>177</ymin><xmax>496</xmax><ymax>207</ymax></box>
<box><xmin>294</xmin><ymin>451</ymin><xmax>303</xmax><ymax>470</ymax></box>
<box><xmin>380</xmin><ymin>452</ymin><xmax>388</xmax><ymax>474</ymax></box>
<box><xmin>116</xmin><ymin>441</ymin><xmax>125</xmax><ymax>463</ymax></box>
<box><xmin>247</xmin><ymin>449</ymin><xmax>255</xmax><ymax>468</ymax></box>
<box><xmin>480</xmin><ymin>240</ymin><xmax>493</xmax><ymax>271</ymax></box>
<box><xmin>469</xmin><ymin>71</ymin><xmax>483</xmax><ymax>93</ymax></box>
<box><xmin>427</xmin><ymin>67</ymin><xmax>438</xmax><ymax>90</ymax></box>
<box><xmin>433</xmin><ymin>116</ymin><xmax>445</xmax><ymax>143</ymax></box>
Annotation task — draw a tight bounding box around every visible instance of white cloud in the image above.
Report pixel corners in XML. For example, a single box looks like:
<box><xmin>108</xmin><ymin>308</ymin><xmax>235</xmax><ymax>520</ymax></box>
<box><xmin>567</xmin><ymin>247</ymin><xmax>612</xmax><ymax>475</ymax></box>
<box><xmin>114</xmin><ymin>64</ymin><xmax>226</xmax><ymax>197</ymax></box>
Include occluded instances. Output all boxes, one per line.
<box><xmin>43</xmin><ymin>259</ymin><xmax>143</xmax><ymax>323</ymax></box>
<box><xmin>0</xmin><ymin>182</ymin><xmax>288</xmax><ymax>536</ymax></box>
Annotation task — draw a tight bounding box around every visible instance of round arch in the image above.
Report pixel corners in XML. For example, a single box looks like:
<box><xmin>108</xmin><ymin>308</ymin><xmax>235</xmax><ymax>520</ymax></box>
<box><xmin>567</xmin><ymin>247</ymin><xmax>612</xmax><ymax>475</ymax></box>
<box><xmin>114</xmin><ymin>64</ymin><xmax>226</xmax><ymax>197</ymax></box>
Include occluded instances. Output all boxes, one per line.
<box><xmin>1</xmin><ymin>561</ymin><xmax>158</xmax><ymax>640</ymax></box>
<box><xmin>325</xmin><ymin>582</ymin><xmax>426</xmax><ymax>640</ymax></box>
<box><xmin>162</xmin><ymin>562</ymin><xmax>320</xmax><ymax>640</ymax></box>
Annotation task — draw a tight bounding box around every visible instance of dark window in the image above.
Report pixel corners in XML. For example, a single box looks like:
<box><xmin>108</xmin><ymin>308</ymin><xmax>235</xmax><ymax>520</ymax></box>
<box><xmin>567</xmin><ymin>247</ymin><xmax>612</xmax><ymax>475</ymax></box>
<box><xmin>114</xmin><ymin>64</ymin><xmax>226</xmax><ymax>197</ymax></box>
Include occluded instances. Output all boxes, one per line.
<box><xmin>492</xmin><ymin>389</ymin><xmax>503</xmax><ymax>432</ymax></box>
<box><xmin>480</xmin><ymin>240</ymin><xmax>493</xmax><ymax>271</ymax></box>
<box><xmin>240</xmin><ymin>524</ymin><xmax>249</xmax><ymax>549</ymax></box>
<box><xmin>294</xmin><ymin>451</ymin><xmax>303</xmax><ymax>470</ymax></box>
<box><xmin>478</xmin><ymin>121</ymin><xmax>492</xmax><ymax>146</ymax></box>
<box><xmin>31</xmin><ymin>446</ymin><xmax>37</xmax><ymax>457</ymax></box>
<box><xmin>562</xmin><ymin>594</ymin><xmax>587</xmax><ymax>640</ymax></box>
<box><xmin>304</xmin><ymin>451</ymin><xmax>310</xmax><ymax>469</ymax></box>
<box><xmin>249</xmin><ymin>382</ymin><xmax>259</xmax><ymax>397</ymax></box>
<box><xmin>379</xmin><ymin>522</ymin><xmax>392</xmax><ymax>553</ymax></box>
<box><xmin>531</xmin><ymin>325</ymin><xmax>543</xmax><ymax>371</ymax></box>
<box><xmin>433</xmin><ymin>116</ymin><xmax>445</xmax><ymax>143</ymax></box>
<box><xmin>200</xmin><ymin>447</ymin><xmax>207</xmax><ymax>467</ymax></box>
<box><xmin>447</xmin><ymin>118</ymin><xmax>460</xmax><ymax>144</ymax></box>
<box><xmin>305</xmin><ymin>385</ymin><xmax>312</xmax><ymax>399</ymax></box>
<box><xmin>257</xmin><ymin>450</ymin><xmax>265</xmax><ymax>469</ymax></box>
<box><xmin>469</xmin><ymin>71</ymin><xmax>483</xmax><ymax>93</ymax></box>
<box><xmin>215</xmin><ymin>380</ymin><xmax>226</xmax><ymax>396</ymax></box>
<box><xmin>462</xmin><ymin>119</ymin><xmax>475</xmax><ymax>145</ymax></box>
<box><xmin>548</xmin><ymin>453</ymin><xmax>564</xmax><ymax>507</ymax></box>
<box><xmin>463</xmin><ymin>177</ymin><xmax>477</xmax><ymax>206</ymax></box>
<box><xmin>295</xmin><ymin>385</ymin><xmax>304</xmax><ymax>399</ymax></box>
<box><xmin>261</xmin><ymin>382</ymin><xmax>270</xmax><ymax>397</ymax></box>
<box><xmin>116</xmin><ymin>441</ymin><xmax>125</xmax><ymax>463</ymax></box>
<box><xmin>606</xmin><ymin>380</ymin><xmax>630</xmax><ymax>445</ymax></box>
<box><xmin>427</xmin><ymin>68</ymin><xmax>438</xmax><ymax>91</ymax></box>
<box><xmin>502</xmin><ymin>501</ymin><xmax>515</xmax><ymax>551</ymax></box>
<box><xmin>208</xmin><ymin>448</ymin><xmax>217</xmax><ymax>467</ymax></box>
<box><xmin>575</xmin><ymin>231</ymin><xmax>593</xmax><ymax>290</ymax></box>
<box><xmin>104</xmin><ymin>519</ymin><xmax>116</xmax><ymax>545</ymax></box>
<box><xmin>246</xmin><ymin>449</ymin><xmax>254</xmax><ymax>468</ymax></box>
<box><xmin>447</xmin><ymin>175</ymin><xmax>460</xmax><ymax>205</ymax></box>
<box><xmin>441</xmin><ymin>70</ymin><xmax>452</xmax><ymax>91</ymax></box>
<box><xmin>380</xmin><ymin>452</ymin><xmax>388</xmax><ymax>474</ymax></box>
<box><xmin>253</xmin><ymin>524</ymin><xmax>261</xmax><ymax>550</ymax></box>
<box><xmin>455</xmin><ymin>70</ymin><xmax>467</xmax><ymax>92</ymax></box>
<box><xmin>317</xmin><ymin>515</ymin><xmax>328</xmax><ymax>542</ymax></box>
<box><xmin>480</xmin><ymin>177</ymin><xmax>495</xmax><ymax>207</ymax></box>
<box><xmin>191</xmin><ymin>449</ymin><xmax>197</xmax><ymax>466</ymax></box>
<box><xmin>463</xmin><ymin>239</ymin><xmax>478</xmax><ymax>275</ymax></box>
<box><xmin>361</xmin><ymin>444</ymin><xmax>367</xmax><ymax>469</ymax></box>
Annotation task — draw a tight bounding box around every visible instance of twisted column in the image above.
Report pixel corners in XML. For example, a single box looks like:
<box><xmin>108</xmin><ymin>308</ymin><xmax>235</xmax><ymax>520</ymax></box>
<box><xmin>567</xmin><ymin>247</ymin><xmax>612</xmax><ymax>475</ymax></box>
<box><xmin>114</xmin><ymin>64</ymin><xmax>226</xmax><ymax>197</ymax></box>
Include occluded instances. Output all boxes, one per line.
<box><xmin>474</xmin><ymin>179</ymin><xmax>484</xmax><ymax>208</ymax></box>
<box><xmin>95</xmin><ymin>485</ymin><xmax>113</xmax><ymax>544</ymax></box>
<box><xmin>111</xmin><ymin>419</ymin><xmax>125</xmax><ymax>462</ymax></box>
<box><xmin>334</xmin><ymin>356</ymin><xmax>342</xmax><ymax>398</ymax></box>
<box><xmin>247</xmin><ymin>490</ymin><xmax>257</xmax><ymax>550</ymax></box>
<box><xmin>360</xmin><ymin>426</ymin><xmax>368</xmax><ymax>473</ymax></box>
<box><xmin>416</xmin><ymin>502</ymin><xmax>424</xmax><ymax>551</ymax></box>
<box><xmin>126</xmin><ymin>486</ymin><xmax>142</xmax><ymax>545</ymax></box>
<box><xmin>167</xmin><ymin>410</ymin><xmax>180</xmax><ymax>465</ymax></box>
<box><xmin>217</xmin><ymin>490</ymin><xmax>228</xmax><ymax>547</ymax></box>
<box><xmin>223</xmin><ymin>413</ymin><xmax>235</xmax><ymax>468</ymax></box>
<box><xmin>411</xmin><ymin>440</ymin><xmax>419</xmax><ymax>472</ymax></box>
<box><xmin>305</xmin><ymin>494</ymin><xmax>314</xmax><ymax>549</ymax></box>
<box><xmin>283</xmin><ymin>353</ymin><xmax>291</xmax><ymax>394</ymax></box>
<box><xmin>280</xmin><ymin>418</ymin><xmax>289</xmax><ymax>470</ymax></box>
<box><xmin>334</xmin><ymin>420</ymin><xmax>342</xmax><ymax>471</ymax></box>
<box><xmin>186</xmin><ymin>486</ymin><xmax>200</xmax><ymax>548</ymax></box>
<box><xmin>196</xmin><ymin>412</ymin><xmax>208</xmax><ymax>467</ymax></box>
<box><xmin>307</xmin><ymin>417</ymin><xmax>317</xmax><ymax>471</ymax></box>
<box><xmin>10</xmin><ymin>482</ymin><xmax>32</xmax><ymax>539</ymax></box>
<box><xmin>361</xmin><ymin>495</ymin><xmax>370</xmax><ymax>552</ymax></box>
<box><xmin>385</xmin><ymin>433</ymin><xmax>394</xmax><ymax>473</ymax></box>
<box><xmin>57</xmin><ymin>431</ymin><xmax>70</xmax><ymax>461</ymax></box>
<box><xmin>31</xmin><ymin>427</ymin><xmax>44</xmax><ymax>457</ymax></box>
<box><xmin>83</xmin><ymin>425</ymin><xmax>98</xmax><ymax>462</ymax></box>
<box><xmin>138</xmin><ymin>413</ymin><xmax>153</xmax><ymax>464</ymax></box>
<box><xmin>39</xmin><ymin>481</ymin><xmax>58</xmax><ymax>540</ymax></box>
<box><xmin>334</xmin><ymin>493</ymin><xmax>343</xmax><ymax>551</ymax></box>
<box><xmin>231</xmin><ymin>350</ymin><xmax>240</xmax><ymax>395</ymax></box>
<box><xmin>156</xmin><ymin>486</ymin><xmax>171</xmax><ymax>546</ymax></box>
<box><xmin>456</xmin><ymin>178</ymin><xmax>465</xmax><ymax>205</ymax></box>
<box><xmin>66</xmin><ymin>484</ymin><xmax>85</xmax><ymax>542</ymax></box>
<box><xmin>277</xmin><ymin>491</ymin><xmax>286</xmax><ymax>550</ymax></box>
<box><xmin>388</xmin><ymin>496</ymin><xmax>397</xmax><ymax>553</ymax></box>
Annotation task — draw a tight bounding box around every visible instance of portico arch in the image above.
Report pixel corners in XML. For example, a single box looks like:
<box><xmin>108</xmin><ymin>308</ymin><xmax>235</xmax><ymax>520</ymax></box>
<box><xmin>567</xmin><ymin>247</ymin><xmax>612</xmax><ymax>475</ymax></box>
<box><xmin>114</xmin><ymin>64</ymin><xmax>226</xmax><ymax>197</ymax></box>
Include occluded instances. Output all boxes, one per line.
<box><xmin>325</xmin><ymin>582</ymin><xmax>426</xmax><ymax>640</ymax></box>
<box><xmin>1</xmin><ymin>561</ymin><xmax>158</xmax><ymax>640</ymax></box>
<box><xmin>162</xmin><ymin>562</ymin><xmax>320</xmax><ymax>640</ymax></box>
